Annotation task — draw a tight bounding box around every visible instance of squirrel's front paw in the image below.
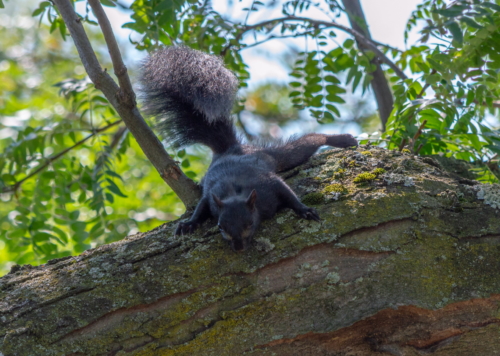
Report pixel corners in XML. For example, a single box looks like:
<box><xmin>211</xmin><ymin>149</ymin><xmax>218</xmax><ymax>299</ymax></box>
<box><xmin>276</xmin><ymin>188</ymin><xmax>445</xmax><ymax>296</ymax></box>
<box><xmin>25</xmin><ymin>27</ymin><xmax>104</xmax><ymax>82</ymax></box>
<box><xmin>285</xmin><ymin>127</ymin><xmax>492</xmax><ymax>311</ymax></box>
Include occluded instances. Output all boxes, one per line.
<box><xmin>175</xmin><ymin>221</ymin><xmax>199</xmax><ymax>235</ymax></box>
<box><xmin>295</xmin><ymin>206</ymin><xmax>321</xmax><ymax>222</ymax></box>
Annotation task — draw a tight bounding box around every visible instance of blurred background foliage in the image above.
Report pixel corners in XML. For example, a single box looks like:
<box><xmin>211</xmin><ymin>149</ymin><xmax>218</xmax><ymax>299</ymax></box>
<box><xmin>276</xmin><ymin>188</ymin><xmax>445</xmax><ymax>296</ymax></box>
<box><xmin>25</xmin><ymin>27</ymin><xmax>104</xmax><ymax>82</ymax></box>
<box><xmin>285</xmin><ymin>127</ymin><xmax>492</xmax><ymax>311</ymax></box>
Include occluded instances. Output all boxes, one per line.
<box><xmin>0</xmin><ymin>0</ymin><xmax>499</xmax><ymax>275</ymax></box>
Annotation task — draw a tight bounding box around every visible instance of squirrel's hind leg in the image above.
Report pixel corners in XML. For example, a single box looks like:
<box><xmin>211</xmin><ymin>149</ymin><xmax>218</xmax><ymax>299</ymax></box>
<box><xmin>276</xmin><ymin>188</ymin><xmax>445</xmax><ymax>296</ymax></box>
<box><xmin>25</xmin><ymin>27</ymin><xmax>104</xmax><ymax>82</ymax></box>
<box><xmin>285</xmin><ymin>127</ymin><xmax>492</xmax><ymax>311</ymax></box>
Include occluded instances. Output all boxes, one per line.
<box><xmin>262</xmin><ymin>133</ymin><xmax>357</xmax><ymax>172</ymax></box>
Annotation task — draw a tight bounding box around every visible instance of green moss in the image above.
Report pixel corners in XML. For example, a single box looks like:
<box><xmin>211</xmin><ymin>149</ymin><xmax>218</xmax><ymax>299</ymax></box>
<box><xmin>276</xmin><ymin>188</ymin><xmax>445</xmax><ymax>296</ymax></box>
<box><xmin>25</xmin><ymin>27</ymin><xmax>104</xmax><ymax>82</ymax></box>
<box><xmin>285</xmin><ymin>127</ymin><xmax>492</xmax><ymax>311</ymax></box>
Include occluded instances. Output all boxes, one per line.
<box><xmin>353</xmin><ymin>172</ymin><xmax>377</xmax><ymax>183</ymax></box>
<box><xmin>322</xmin><ymin>183</ymin><xmax>347</xmax><ymax>195</ymax></box>
<box><xmin>333</xmin><ymin>169</ymin><xmax>346</xmax><ymax>179</ymax></box>
<box><xmin>301</xmin><ymin>192</ymin><xmax>324</xmax><ymax>205</ymax></box>
<box><xmin>360</xmin><ymin>150</ymin><xmax>373</xmax><ymax>157</ymax></box>
<box><xmin>402</xmin><ymin>148</ymin><xmax>411</xmax><ymax>154</ymax></box>
<box><xmin>372</xmin><ymin>168</ymin><xmax>386</xmax><ymax>176</ymax></box>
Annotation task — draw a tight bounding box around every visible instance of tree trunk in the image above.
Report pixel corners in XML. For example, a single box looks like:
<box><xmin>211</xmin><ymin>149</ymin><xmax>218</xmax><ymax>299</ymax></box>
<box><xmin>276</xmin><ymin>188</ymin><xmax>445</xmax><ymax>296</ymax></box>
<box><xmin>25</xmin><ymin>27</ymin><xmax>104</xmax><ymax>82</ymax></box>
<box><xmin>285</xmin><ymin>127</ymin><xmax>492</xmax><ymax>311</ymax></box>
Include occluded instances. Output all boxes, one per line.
<box><xmin>1</xmin><ymin>146</ymin><xmax>500</xmax><ymax>356</ymax></box>
<box><xmin>341</xmin><ymin>0</ymin><xmax>395</xmax><ymax>131</ymax></box>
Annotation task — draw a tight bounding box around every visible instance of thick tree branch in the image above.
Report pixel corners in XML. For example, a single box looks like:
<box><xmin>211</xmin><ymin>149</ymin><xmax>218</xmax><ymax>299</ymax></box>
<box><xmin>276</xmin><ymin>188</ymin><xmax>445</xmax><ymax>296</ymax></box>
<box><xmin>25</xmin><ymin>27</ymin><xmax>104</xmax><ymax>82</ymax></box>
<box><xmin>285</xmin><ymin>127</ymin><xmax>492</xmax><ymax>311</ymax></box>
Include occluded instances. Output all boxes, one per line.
<box><xmin>52</xmin><ymin>0</ymin><xmax>201</xmax><ymax>208</ymax></box>
<box><xmin>2</xmin><ymin>147</ymin><xmax>500</xmax><ymax>356</ymax></box>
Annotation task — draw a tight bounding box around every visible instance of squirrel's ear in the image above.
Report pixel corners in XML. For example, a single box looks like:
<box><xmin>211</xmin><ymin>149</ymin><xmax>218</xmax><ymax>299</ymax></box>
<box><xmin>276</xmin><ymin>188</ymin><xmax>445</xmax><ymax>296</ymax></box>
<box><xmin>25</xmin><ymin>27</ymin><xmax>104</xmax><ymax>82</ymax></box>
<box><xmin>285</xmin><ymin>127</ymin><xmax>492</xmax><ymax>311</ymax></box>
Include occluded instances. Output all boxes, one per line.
<box><xmin>212</xmin><ymin>194</ymin><xmax>224</xmax><ymax>208</ymax></box>
<box><xmin>246</xmin><ymin>189</ymin><xmax>257</xmax><ymax>210</ymax></box>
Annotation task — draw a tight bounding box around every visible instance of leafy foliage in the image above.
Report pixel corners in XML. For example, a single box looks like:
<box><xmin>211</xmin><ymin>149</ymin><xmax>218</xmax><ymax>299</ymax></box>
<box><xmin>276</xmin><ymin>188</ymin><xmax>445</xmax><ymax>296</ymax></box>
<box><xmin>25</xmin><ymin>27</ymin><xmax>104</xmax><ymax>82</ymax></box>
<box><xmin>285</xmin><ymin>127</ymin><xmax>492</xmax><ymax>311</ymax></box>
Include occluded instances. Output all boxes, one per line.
<box><xmin>0</xmin><ymin>6</ymin><xmax>206</xmax><ymax>274</ymax></box>
<box><xmin>383</xmin><ymin>0</ymin><xmax>500</xmax><ymax>181</ymax></box>
<box><xmin>1</xmin><ymin>0</ymin><xmax>499</xmax><ymax>275</ymax></box>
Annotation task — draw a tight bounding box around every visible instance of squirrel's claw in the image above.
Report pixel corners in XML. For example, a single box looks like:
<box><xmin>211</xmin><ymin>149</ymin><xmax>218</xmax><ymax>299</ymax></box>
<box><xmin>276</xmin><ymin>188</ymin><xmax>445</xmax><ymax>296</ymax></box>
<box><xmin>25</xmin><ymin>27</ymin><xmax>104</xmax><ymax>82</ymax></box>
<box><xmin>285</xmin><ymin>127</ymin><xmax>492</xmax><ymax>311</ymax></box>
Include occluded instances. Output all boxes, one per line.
<box><xmin>296</xmin><ymin>206</ymin><xmax>321</xmax><ymax>222</ymax></box>
<box><xmin>175</xmin><ymin>221</ymin><xmax>198</xmax><ymax>235</ymax></box>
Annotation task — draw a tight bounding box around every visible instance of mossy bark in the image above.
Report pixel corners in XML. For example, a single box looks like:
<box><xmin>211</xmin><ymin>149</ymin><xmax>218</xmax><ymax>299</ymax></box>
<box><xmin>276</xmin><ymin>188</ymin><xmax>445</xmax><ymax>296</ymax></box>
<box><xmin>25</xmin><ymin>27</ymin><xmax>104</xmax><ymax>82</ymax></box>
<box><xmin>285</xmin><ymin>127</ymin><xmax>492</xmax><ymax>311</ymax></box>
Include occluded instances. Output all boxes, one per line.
<box><xmin>1</xmin><ymin>146</ymin><xmax>500</xmax><ymax>356</ymax></box>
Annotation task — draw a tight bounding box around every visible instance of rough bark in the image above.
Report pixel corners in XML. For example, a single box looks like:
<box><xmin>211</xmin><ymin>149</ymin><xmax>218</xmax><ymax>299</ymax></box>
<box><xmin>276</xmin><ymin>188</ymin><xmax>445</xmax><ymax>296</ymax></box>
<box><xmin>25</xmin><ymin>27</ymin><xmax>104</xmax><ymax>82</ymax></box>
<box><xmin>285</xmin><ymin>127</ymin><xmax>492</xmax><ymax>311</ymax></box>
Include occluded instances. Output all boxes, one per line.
<box><xmin>1</xmin><ymin>146</ymin><xmax>500</xmax><ymax>356</ymax></box>
<box><xmin>341</xmin><ymin>0</ymin><xmax>395</xmax><ymax>130</ymax></box>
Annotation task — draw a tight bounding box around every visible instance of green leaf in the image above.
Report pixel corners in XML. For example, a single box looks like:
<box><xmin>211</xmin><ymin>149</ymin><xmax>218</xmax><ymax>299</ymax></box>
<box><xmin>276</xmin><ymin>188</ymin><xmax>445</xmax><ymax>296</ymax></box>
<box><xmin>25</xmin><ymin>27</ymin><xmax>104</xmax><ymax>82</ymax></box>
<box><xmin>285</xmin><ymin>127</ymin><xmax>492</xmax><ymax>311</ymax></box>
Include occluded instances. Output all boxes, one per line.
<box><xmin>70</xmin><ymin>221</ymin><xmax>86</xmax><ymax>232</ymax></box>
<box><xmin>105</xmin><ymin>193</ymin><xmax>114</xmax><ymax>203</ymax></box>
<box><xmin>324</xmin><ymin>75</ymin><xmax>340</xmax><ymax>84</ymax></box>
<box><xmin>30</xmin><ymin>220</ymin><xmax>45</xmax><ymax>230</ymax></box>
<box><xmin>69</xmin><ymin>211</ymin><xmax>80</xmax><ymax>221</ymax></box>
<box><xmin>327</xmin><ymin>104</ymin><xmax>340</xmax><ymax>117</ymax></box>
<box><xmin>446</xmin><ymin>21</ymin><xmax>463</xmax><ymax>45</ymax></box>
<box><xmin>427</xmin><ymin>58</ymin><xmax>445</xmax><ymax>72</ymax></box>
<box><xmin>33</xmin><ymin>232</ymin><xmax>52</xmax><ymax>242</ymax></box>
<box><xmin>466</xmin><ymin>90</ymin><xmax>475</xmax><ymax>106</ymax></box>
<box><xmin>343</xmin><ymin>39</ymin><xmax>355</xmax><ymax>49</ymax></box>
<box><xmin>8</xmin><ymin>229</ymin><xmax>27</xmax><ymax>239</ymax></box>
<box><xmin>2</xmin><ymin>174</ymin><xmax>16</xmax><ymax>184</ymax></box>
<box><xmin>480</xmin><ymin>3</ymin><xmax>500</xmax><ymax>12</ymax></box>
<box><xmin>101</xmin><ymin>0</ymin><xmax>117</xmax><ymax>6</ymax></box>
<box><xmin>106</xmin><ymin>178</ymin><xmax>127</xmax><ymax>198</ymax></box>
<box><xmin>425</xmin><ymin>74</ymin><xmax>441</xmax><ymax>85</ymax></box>
<box><xmin>433</xmin><ymin>6</ymin><xmax>467</xmax><ymax>18</ymax></box>
<box><xmin>105</xmin><ymin>170</ymin><xmax>123</xmax><ymax>181</ymax></box>
<box><xmin>352</xmin><ymin>72</ymin><xmax>363</xmax><ymax>91</ymax></box>
<box><xmin>416</xmin><ymin>61</ymin><xmax>430</xmax><ymax>73</ymax></box>
<box><xmin>459</xmin><ymin>16</ymin><xmax>483</xmax><ymax>30</ymax></box>
<box><xmin>326</xmin><ymin>95</ymin><xmax>345</xmax><ymax>104</ymax></box>
<box><xmin>32</xmin><ymin>7</ymin><xmax>45</xmax><ymax>17</ymax></box>
<box><xmin>51</xmin><ymin>226</ymin><xmax>68</xmax><ymax>244</ymax></box>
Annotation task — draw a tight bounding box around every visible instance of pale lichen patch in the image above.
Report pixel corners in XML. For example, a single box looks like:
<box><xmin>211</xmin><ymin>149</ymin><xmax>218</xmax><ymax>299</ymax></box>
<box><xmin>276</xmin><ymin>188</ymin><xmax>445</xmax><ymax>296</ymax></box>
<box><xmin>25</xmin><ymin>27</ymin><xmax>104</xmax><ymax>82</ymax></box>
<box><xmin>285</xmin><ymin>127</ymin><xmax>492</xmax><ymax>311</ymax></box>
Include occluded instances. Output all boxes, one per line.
<box><xmin>475</xmin><ymin>184</ymin><xmax>500</xmax><ymax>209</ymax></box>
<box><xmin>326</xmin><ymin>272</ymin><xmax>340</xmax><ymax>284</ymax></box>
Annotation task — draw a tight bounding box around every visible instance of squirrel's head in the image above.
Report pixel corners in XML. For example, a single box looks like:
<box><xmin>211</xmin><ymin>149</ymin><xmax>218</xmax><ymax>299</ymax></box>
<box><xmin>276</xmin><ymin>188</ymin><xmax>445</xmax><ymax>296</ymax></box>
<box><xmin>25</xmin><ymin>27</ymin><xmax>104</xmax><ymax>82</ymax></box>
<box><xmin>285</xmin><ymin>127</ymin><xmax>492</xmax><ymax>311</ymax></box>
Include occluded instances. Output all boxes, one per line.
<box><xmin>213</xmin><ymin>190</ymin><xmax>259</xmax><ymax>252</ymax></box>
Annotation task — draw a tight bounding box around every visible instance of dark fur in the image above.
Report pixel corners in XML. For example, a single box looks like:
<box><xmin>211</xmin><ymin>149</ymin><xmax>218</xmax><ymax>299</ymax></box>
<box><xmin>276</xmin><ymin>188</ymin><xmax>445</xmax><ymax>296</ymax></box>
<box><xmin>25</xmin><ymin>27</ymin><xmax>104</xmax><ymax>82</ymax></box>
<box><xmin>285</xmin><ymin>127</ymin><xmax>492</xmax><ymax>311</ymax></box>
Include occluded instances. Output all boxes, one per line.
<box><xmin>140</xmin><ymin>46</ymin><xmax>358</xmax><ymax>251</ymax></box>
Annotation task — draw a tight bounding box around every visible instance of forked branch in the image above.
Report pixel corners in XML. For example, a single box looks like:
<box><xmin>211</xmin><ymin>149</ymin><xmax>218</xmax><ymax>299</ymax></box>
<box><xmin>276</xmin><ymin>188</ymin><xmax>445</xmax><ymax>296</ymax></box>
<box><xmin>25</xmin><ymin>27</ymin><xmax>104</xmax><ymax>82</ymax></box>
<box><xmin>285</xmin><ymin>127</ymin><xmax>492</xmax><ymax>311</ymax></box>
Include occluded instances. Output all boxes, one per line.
<box><xmin>51</xmin><ymin>0</ymin><xmax>200</xmax><ymax>207</ymax></box>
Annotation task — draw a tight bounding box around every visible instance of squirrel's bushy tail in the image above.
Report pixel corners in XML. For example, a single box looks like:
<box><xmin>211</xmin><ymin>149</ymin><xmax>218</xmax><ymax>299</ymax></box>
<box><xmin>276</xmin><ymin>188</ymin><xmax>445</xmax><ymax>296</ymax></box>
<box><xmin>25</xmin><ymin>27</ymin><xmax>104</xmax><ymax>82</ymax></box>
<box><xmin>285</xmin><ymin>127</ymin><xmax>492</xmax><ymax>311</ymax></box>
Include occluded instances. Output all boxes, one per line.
<box><xmin>140</xmin><ymin>46</ymin><xmax>240</xmax><ymax>154</ymax></box>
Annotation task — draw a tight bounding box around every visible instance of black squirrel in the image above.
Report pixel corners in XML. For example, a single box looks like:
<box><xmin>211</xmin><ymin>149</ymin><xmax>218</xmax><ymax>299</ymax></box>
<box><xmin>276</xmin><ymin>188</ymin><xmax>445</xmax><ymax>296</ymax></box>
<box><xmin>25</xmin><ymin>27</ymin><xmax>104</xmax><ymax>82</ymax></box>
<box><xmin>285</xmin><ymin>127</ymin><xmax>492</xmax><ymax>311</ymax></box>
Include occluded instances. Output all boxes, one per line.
<box><xmin>140</xmin><ymin>46</ymin><xmax>358</xmax><ymax>251</ymax></box>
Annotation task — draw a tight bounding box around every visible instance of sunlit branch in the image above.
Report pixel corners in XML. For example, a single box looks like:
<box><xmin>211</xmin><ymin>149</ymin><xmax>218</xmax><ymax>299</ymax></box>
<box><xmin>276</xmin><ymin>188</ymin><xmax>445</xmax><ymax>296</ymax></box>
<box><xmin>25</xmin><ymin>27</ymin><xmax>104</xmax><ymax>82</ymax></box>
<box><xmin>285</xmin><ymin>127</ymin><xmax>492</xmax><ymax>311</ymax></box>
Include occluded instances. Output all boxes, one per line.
<box><xmin>87</xmin><ymin>0</ymin><xmax>135</xmax><ymax>106</ymax></box>
<box><xmin>52</xmin><ymin>0</ymin><xmax>201</xmax><ymax>207</ymax></box>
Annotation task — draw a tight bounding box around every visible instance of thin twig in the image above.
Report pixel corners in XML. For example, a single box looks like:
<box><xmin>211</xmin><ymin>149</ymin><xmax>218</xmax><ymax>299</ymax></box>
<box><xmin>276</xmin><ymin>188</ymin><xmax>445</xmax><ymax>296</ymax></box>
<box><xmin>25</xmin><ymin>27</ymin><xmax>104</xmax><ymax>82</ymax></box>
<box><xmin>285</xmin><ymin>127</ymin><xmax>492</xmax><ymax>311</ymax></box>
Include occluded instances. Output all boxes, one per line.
<box><xmin>413</xmin><ymin>120</ymin><xmax>427</xmax><ymax>142</ymax></box>
<box><xmin>416</xmin><ymin>70</ymin><xmax>436</xmax><ymax>98</ymax></box>
<box><xmin>398</xmin><ymin>138</ymin><xmax>407</xmax><ymax>151</ymax></box>
<box><xmin>2</xmin><ymin>120</ymin><xmax>123</xmax><ymax>194</ymax></box>
<box><xmin>241</xmin><ymin>31</ymin><xmax>316</xmax><ymax>51</ymax></box>
<box><xmin>222</xmin><ymin>16</ymin><xmax>408</xmax><ymax>80</ymax></box>
<box><xmin>370</xmin><ymin>39</ymin><xmax>403</xmax><ymax>53</ymax></box>
<box><xmin>474</xmin><ymin>100</ymin><xmax>500</xmax><ymax>109</ymax></box>
<box><xmin>87</xmin><ymin>0</ymin><xmax>135</xmax><ymax>106</ymax></box>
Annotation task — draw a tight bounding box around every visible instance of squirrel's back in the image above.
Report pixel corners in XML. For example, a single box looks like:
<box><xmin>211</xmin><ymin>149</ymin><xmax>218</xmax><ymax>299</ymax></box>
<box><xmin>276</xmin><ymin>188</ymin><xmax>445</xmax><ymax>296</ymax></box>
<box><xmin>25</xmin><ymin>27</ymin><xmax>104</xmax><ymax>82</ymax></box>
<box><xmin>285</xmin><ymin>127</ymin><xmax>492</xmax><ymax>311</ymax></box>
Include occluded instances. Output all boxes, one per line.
<box><xmin>140</xmin><ymin>46</ymin><xmax>240</xmax><ymax>154</ymax></box>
